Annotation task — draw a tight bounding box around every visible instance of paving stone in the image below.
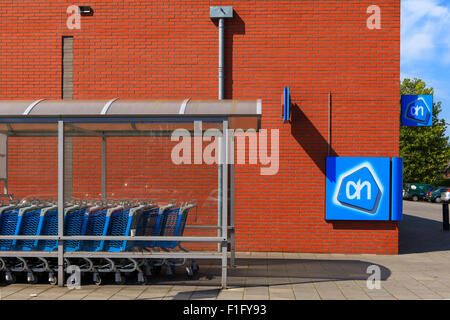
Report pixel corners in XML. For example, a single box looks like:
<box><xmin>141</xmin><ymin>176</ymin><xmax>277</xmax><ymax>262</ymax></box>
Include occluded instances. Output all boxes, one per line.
<box><xmin>313</xmin><ymin>282</ymin><xmax>346</xmax><ymax>300</ymax></box>
<box><xmin>292</xmin><ymin>285</ymin><xmax>321</xmax><ymax>300</ymax></box>
<box><xmin>269</xmin><ymin>287</ymin><xmax>295</xmax><ymax>300</ymax></box>
<box><xmin>190</xmin><ymin>287</ymin><xmax>221</xmax><ymax>300</ymax></box>
<box><xmin>365</xmin><ymin>289</ymin><xmax>396</xmax><ymax>300</ymax></box>
<box><xmin>30</xmin><ymin>287</ymin><xmax>70</xmax><ymax>300</ymax></box>
<box><xmin>244</xmin><ymin>286</ymin><xmax>269</xmax><ymax>300</ymax></box>
<box><xmin>217</xmin><ymin>288</ymin><xmax>244</xmax><ymax>300</ymax></box>
<box><xmin>1</xmin><ymin>286</ymin><xmax>50</xmax><ymax>300</ymax></box>
<box><xmin>395</xmin><ymin>277</ymin><xmax>444</xmax><ymax>299</ymax></box>
<box><xmin>163</xmin><ymin>286</ymin><xmax>197</xmax><ymax>300</ymax></box>
<box><xmin>56</xmin><ymin>288</ymin><xmax>95</xmax><ymax>300</ymax></box>
<box><xmin>335</xmin><ymin>281</ymin><xmax>371</xmax><ymax>300</ymax></box>
<box><xmin>136</xmin><ymin>286</ymin><xmax>172</xmax><ymax>300</ymax></box>
<box><xmin>380</xmin><ymin>281</ymin><xmax>419</xmax><ymax>300</ymax></box>
<box><xmin>1</xmin><ymin>284</ymin><xmax>32</xmax><ymax>299</ymax></box>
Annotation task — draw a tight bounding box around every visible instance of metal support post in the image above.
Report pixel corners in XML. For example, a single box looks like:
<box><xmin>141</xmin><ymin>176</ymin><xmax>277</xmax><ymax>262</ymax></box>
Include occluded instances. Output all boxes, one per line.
<box><xmin>217</xmin><ymin>132</ymin><xmax>223</xmax><ymax>252</ymax></box>
<box><xmin>229</xmin><ymin>130</ymin><xmax>235</xmax><ymax>267</ymax></box>
<box><xmin>443</xmin><ymin>203</ymin><xmax>449</xmax><ymax>231</ymax></box>
<box><xmin>57</xmin><ymin>121</ymin><xmax>65</xmax><ymax>286</ymax></box>
<box><xmin>101</xmin><ymin>136</ymin><xmax>107</xmax><ymax>201</ymax></box>
<box><xmin>221</xmin><ymin>120</ymin><xmax>229</xmax><ymax>289</ymax></box>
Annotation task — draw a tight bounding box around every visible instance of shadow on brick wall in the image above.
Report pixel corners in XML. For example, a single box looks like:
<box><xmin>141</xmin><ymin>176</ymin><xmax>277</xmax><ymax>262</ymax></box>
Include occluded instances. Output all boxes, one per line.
<box><xmin>290</xmin><ymin>103</ymin><xmax>338</xmax><ymax>176</ymax></box>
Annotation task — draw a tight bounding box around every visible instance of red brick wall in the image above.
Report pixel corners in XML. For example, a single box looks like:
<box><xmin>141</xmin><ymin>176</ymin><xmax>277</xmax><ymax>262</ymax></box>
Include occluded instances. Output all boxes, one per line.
<box><xmin>8</xmin><ymin>137</ymin><xmax>58</xmax><ymax>200</ymax></box>
<box><xmin>0</xmin><ymin>1</ymin><xmax>400</xmax><ymax>254</ymax></box>
<box><xmin>72</xmin><ymin>136</ymin><xmax>219</xmax><ymax>251</ymax></box>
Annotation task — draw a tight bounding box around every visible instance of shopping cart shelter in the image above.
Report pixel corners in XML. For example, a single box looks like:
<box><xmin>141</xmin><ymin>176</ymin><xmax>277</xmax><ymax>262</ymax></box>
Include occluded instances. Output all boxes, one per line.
<box><xmin>0</xmin><ymin>0</ymin><xmax>401</xmax><ymax>282</ymax></box>
<box><xmin>0</xmin><ymin>99</ymin><xmax>261</xmax><ymax>286</ymax></box>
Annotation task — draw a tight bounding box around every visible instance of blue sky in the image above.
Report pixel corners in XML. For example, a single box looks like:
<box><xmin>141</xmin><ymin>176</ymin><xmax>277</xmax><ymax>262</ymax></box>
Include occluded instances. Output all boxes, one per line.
<box><xmin>401</xmin><ymin>0</ymin><xmax>450</xmax><ymax>133</ymax></box>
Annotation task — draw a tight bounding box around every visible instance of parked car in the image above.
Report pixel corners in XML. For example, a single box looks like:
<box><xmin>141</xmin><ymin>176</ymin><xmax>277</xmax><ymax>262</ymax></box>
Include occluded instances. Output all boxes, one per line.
<box><xmin>441</xmin><ymin>189</ymin><xmax>450</xmax><ymax>203</ymax></box>
<box><xmin>425</xmin><ymin>187</ymin><xmax>449</xmax><ymax>203</ymax></box>
<box><xmin>403</xmin><ymin>183</ymin><xmax>434</xmax><ymax>201</ymax></box>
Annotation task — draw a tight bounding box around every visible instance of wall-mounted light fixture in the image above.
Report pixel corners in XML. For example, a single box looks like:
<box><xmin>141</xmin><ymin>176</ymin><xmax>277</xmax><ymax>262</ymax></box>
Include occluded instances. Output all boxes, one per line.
<box><xmin>78</xmin><ymin>6</ymin><xmax>94</xmax><ymax>16</ymax></box>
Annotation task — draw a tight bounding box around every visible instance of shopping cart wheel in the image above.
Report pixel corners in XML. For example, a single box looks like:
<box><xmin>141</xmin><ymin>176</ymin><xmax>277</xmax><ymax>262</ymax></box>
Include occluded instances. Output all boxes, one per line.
<box><xmin>186</xmin><ymin>265</ymin><xmax>200</xmax><ymax>279</ymax></box>
<box><xmin>186</xmin><ymin>266</ymin><xmax>194</xmax><ymax>278</ymax></box>
<box><xmin>27</xmin><ymin>272</ymin><xmax>38</xmax><ymax>284</ymax></box>
<box><xmin>165</xmin><ymin>265</ymin><xmax>175</xmax><ymax>277</ymax></box>
<box><xmin>115</xmin><ymin>272</ymin><xmax>126</xmax><ymax>285</ymax></box>
<box><xmin>93</xmin><ymin>272</ymin><xmax>102</xmax><ymax>286</ymax></box>
<box><xmin>144</xmin><ymin>263</ymin><xmax>152</xmax><ymax>276</ymax></box>
<box><xmin>192</xmin><ymin>261</ymin><xmax>199</xmax><ymax>273</ymax></box>
<box><xmin>137</xmin><ymin>272</ymin><xmax>147</xmax><ymax>285</ymax></box>
<box><xmin>48</xmin><ymin>273</ymin><xmax>57</xmax><ymax>285</ymax></box>
<box><xmin>5</xmin><ymin>271</ymin><xmax>16</xmax><ymax>284</ymax></box>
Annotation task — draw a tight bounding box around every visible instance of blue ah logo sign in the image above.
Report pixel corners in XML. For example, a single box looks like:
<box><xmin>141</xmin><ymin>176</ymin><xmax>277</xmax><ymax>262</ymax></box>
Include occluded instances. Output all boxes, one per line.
<box><xmin>406</xmin><ymin>98</ymin><xmax>430</xmax><ymax>123</ymax></box>
<box><xmin>326</xmin><ymin>157</ymin><xmax>391</xmax><ymax>221</ymax></box>
<box><xmin>337</xmin><ymin>166</ymin><xmax>381</xmax><ymax>213</ymax></box>
<box><xmin>401</xmin><ymin>95</ymin><xmax>433</xmax><ymax>126</ymax></box>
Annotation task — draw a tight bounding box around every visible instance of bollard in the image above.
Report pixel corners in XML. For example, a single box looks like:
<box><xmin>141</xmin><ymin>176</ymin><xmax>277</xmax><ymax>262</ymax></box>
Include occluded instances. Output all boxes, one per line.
<box><xmin>443</xmin><ymin>203</ymin><xmax>449</xmax><ymax>231</ymax></box>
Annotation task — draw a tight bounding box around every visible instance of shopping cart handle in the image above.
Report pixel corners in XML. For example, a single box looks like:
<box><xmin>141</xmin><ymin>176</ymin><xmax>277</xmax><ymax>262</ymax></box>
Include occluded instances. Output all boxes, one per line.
<box><xmin>184</xmin><ymin>203</ymin><xmax>196</xmax><ymax>210</ymax></box>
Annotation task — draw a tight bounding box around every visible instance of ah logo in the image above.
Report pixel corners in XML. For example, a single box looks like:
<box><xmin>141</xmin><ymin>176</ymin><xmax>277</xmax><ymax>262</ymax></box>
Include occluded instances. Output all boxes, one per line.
<box><xmin>406</xmin><ymin>97</ymin><xmax>430</xmax><ymax>124</ymax></box>
<box><xmin>337</xmin><ymin>166</ymin><xmax>381</xmax><ymax>213</ymax></box>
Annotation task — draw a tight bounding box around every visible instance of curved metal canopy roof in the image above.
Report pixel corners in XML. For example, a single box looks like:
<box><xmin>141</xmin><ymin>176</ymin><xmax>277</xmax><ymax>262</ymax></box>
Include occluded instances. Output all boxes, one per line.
<box><xmin>0</xmin><ymin>99</ymin><xmax>262</xmax><ymax>118</ymax></box>
<box><xmin>0</xmin><ymin>99</ymin><xmax>262</xmax><ymax>135</ymax></box>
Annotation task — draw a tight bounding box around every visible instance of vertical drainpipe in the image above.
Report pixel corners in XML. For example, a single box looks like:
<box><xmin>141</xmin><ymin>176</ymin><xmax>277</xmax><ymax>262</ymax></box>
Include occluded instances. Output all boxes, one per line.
<box><xmin>218</xmin><ymin>17</ymin><xmax>224</xmax><ymax>248</ymax></box>
<box><xmin>218</xmin><ymin>17</ymin><xmax>225</xmax><ymax>100</ymax></box>
<box><xmin>210</xmin><ymin>6</ymin><xmax>233</xmax><ymax>100</ymax></box>
<box><xmin>210</xmin><ymin>6</ymin><xmax>233</xmax><ymax>252</ymax></box>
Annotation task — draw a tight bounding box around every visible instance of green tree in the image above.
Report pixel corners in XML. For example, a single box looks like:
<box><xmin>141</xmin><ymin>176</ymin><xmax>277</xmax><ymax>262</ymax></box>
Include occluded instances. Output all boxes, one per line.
<box><xmin>400</xmin><ymin>78</ymin><xmax>450</xmax><ymax>185</ymax></box>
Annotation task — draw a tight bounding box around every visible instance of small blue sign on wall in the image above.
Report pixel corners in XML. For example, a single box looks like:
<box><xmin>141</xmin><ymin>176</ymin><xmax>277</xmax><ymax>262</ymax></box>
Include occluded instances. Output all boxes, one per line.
<box><xmin>401</xmin><ymin>95</ymin><xmax>433</xmax><ymax>126</ymax></box>
<box><xmin>282</xmin><ymin>87</ymin><xmax>290</xmax><ymax>121</ymax></box>
<box><xmin>326</xmin><ymin>157</ymin><xmax>403</xmax><ymax>221</ymax></box>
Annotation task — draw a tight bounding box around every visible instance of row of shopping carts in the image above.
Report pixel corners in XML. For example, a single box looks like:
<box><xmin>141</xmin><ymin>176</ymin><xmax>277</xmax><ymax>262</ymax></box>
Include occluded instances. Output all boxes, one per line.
<box><xmin>0</xmin><ymin>200</ymin><xmax>198</xmax><ymax>285</ymax></box>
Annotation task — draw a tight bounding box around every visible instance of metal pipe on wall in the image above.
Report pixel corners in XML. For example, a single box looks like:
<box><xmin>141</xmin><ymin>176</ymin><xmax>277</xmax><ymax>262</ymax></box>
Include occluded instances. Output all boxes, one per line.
<box><xmin>217</xmin><ymin>16</ymin><xmax>225</xmax><ymax>251</ymax></box>
<box><xmin>218</xmin><ymin>18</ymin><xmax>225</xmax><ymax>100</ymax></box>
<box><xmin>210</xmin><ymin>6</ymin><xmax>232</xmax><ymax>100</ymax></box>
<box><xmin>328</xmin><ymin>91</ymin><xmax>332</xmax><ymax>157</ymax></box>
<box><xmin>210</xmin><ymin>4</ymin><xmax>234</xmax><ymax>264</ymax></box>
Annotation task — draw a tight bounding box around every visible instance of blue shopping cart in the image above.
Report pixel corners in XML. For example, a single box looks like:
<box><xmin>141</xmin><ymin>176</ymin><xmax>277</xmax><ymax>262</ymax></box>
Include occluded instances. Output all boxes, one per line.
<box><xmin>1</xmin><ymin>203</ymin><xmax>54</xmax><ymax>283</ymax></box>
<box><xmin>37</xmin><ymin>207</ymin><xmax>58</xmax><ymax>251</ymax></box>
<box><xmin>104</xmin><ymin>206</ymin><xmax>136</xmax><ymax>252</ymax></box>
<box><xmin>82</xmin><ymin>205</ymin><xmax>111</xmax><ymax>252</ymax></box>
<box><xmin>16</xmin><ymin>206</ymin><xmax>49</xmax><ymax>251</ymax></box>
<box><xmin>21</xmin><ymin>204</ymin><xmax>87</xmax><ymax>284</ymax></box>
<box><xmin>64</xmin><ymin>206</ymin><xmax>89</xmax><ymax>252</ymax></box>
<box><xmin>157</xmin><ymin>203</ymin><xmax>195</xmax><ymax>249</ymax></box>
<box><xmin>134</xmin><ymin>203</ymin><xmax>173</xmax><ymax>249</ymax></box>
<box><xmin>152</xmin><ymin>203</ymin><xmax>198</xmax><ymax>277</ymax></box>
<box><xmin>37</xmin><ymin>205</ymin><xmax>89</xmax><ymax>252</ymax></box>
<box><xmin>0</xmin><ymin>201</ymin><xmax>199</xmax><ymax>284</ymax></box>
<box><xmin>0</xmin><ymin>204</ymin><xmax>21</xmax><ymax>251</ymax></box>
<box><xmin>83</xmin><ymin>204</ymin><xmax>147</xmax><ymax>285</ymax></box>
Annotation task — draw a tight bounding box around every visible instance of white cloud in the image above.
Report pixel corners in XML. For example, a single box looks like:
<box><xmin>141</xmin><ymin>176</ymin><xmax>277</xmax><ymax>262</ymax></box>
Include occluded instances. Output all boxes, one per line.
<box><xmin>444</xmin><ymin>36</ymin><xmax>450</xmax><ymax>64</ymax></box>
<box><xmin>401</xmin><ymin>0</ymin><xmax>450</xmax><ymax>64</ymax></box>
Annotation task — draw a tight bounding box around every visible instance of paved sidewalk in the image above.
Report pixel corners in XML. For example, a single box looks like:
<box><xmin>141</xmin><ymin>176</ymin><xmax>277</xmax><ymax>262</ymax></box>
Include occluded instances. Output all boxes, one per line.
<box><xmin>1</xmin><ymin>201</ymin><xmax>450</xmax><ymax>300</ymax></box>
